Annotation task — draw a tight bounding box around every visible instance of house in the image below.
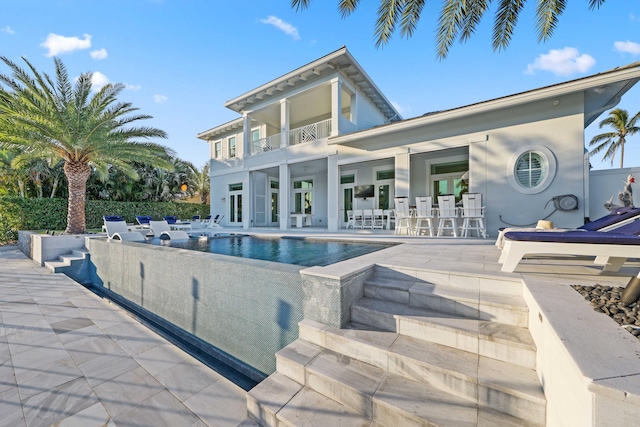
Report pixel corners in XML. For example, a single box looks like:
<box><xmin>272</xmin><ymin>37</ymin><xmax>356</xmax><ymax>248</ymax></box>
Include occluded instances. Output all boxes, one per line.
<box><xmin>197</xmin><ymin>46</ymin><xmax>640</xmax><ymax>234</ymax></box>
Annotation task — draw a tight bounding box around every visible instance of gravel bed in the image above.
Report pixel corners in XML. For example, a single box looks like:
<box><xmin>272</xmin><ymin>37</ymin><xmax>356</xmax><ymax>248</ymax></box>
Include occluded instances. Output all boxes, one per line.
<box><xmin>572</xmin><ymin>284</ymin><xmax>640</xmax><ymax>340</ymax></box>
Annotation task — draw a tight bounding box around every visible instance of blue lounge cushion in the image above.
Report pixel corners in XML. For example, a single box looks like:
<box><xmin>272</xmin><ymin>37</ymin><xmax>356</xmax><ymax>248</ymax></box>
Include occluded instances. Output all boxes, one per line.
<box><xmin>504</xmin><ymin>219</ymin><xmax>640</xmax><ymax>245</ymax></box>
<box><xmin>579</xmin><ymin>206</ymin><xmax>640</xmax><ymax>231</ymax></box>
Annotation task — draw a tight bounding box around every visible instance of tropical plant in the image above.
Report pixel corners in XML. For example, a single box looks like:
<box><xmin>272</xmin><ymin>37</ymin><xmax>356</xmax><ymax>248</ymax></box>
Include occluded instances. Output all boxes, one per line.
<box><xmin>194</xmin><ymin>162</ymin><xmax>210</xmax><ymax>204</ymax></box>
<box><xmin>291</xmin><ymin>0</ymin><xmax>607</xmax><ymax>58</ymax></box>
<box><xmin>0</xmin><ymin>149</ymin><xmax>27</xmax><ymax>197</ymax></box>
<box><xmin>0</xmin><ymin>56</ymin><xmax>174</xmax><ymax>234</ymax></box>
<box><xmin>589</xmin><ymin>108</ymin><xmax>640</xmax><ymax>168</ymax></box>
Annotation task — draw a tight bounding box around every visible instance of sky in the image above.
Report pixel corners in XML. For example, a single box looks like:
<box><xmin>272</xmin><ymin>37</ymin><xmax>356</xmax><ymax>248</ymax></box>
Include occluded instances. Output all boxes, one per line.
<box><xmin>1</xmin><ymin>0</ymin><xmax>639</xmax><ymax>171</ymax></box>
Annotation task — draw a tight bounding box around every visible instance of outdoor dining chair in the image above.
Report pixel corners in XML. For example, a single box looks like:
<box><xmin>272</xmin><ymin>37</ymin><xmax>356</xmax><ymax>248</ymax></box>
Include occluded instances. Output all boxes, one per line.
<box><xmin>436</xmin><ymin>195</ymin><xmax>459</xmax><ymax>237</ymax></box>
<box><xmin>460</xmin><ymin>193</ymin><xmax>487</xmax><ymax>238</ymax></box>
<box><xmin>414</xmin><ymin>196</ymin><xmax>436</xmax><ymax>236</ymax></box>
<box><xmin>393</xmin><ymin>197</ymin><xmax>413</xmax><ymax>235</ymax></box>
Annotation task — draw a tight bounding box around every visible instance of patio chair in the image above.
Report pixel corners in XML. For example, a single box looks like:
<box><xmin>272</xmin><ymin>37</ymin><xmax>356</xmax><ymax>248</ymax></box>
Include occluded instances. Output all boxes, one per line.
<box><xmin>499</xmin><ymin>219</ymin><xmax>640</xmax><ymax>272</ymax></box>
<box><xmin>149</xmin><ymin>220</ymin><xmax>190</xmax><ymax>240</ymax></box>
<box><xmin>136</xmin><ymin>215</ymin><xmax>154</xmax><ymax>228</ymax></box>
<box><xmin>352</xmin><ymin>210</ymin><xmax>364</xmax><ymax>229</ymax></box>
<box><xmin>495</xmin><ymin>206</ymin><xmax>640</xmax><ymax>249</ymax></box>
<box><xmin>372</xmin><ymin>209</ymin><xmax>385</xmax><ymax>229</ymax></box>
<box><xmin>104</xmin><ymin>220</ymin><xmax>146</xmax><ymax>242</ymax></box>
<box><xmin>436</xmin><ymin>195</ymin><xmax>459</xmax><ymax>237</ymax></box>
<box><xmin>192</xmin><ymin>215</ymin><xmax>201</xmax><ymax>222</ymax></box>
<box><xmin>363</xmin><ymin>209</ymin><xmax>374</xmax><ymax>229</ymax></box>
<box><xmin>414</xmin><ymin>196</ymin><xmax>435</xmax><ymax>236</ymax></box>
<box><xmin>460</xmin><ymin>193</ymin><xmax>486</xmax><ymax>238</ymax></box>
<box><xmin>393</xmin><ymin>197</ymin><xmax>413</xmax><ymax>235</ymax></box>
<box><xmin>103</xmin><ymin>215</ymin><xmax>124</xmax><ymax>222</ymax></box>
<box><xmin>163</xmin><ymin>215</ymin><xmax>178</xmax><ymax>224</ymax></box>
<box><xmin>345</xmin><ymin>210</ymin><xmax>355</xmax><ymax>229</ymax></box>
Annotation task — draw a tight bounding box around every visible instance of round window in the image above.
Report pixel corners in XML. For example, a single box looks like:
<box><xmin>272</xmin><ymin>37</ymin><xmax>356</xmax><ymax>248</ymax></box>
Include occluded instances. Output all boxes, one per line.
<box><xmin>515</xmin><ymin>152</ymin><xmax>545</xmax><ymax>188</ymax></box>
<box><xmin>507</xmin><ymin>146</ymin><xmax>556</xmax><ymax>194</ymax></box>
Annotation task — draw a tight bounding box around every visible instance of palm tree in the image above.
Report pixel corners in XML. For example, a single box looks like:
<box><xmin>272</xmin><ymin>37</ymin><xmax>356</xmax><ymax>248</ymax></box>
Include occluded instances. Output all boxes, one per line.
<box><xmin>292</xmin><ymin>0</ymin><xmax>606</xmax><ymax>58</ymax></box>
<box><xmin>0</xmin><ymin>56</ymin><xmax>174</xmax><ymax>234</ymax></box>
<box><xmin>589</xmin><ymin>108</ymin><xmax>640</xmax><ymax>168</ymax></box>
<box><xmin>194</xmin><ymin>162</ymin><xmax>210</xmax><ymax>204</ymax></box>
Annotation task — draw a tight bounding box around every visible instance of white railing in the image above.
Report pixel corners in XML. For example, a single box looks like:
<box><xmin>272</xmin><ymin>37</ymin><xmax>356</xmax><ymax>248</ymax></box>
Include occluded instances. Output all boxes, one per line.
<box><xmin>251</xmin><ymin>133</ymin><xmax>280</xmax><ymax>155</ymax></box>
<box><xmin>289</xmin><ymin>119</ymin><xmax>332</xmax><ymax>146</ymax></box>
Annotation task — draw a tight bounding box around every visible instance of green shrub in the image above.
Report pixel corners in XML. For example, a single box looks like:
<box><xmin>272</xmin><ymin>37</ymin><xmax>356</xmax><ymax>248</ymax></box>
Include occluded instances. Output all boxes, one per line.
<box><xmin>0</xmin><ymin>197</ymin><xmax>210</xmax><ymax>244</ymax></box>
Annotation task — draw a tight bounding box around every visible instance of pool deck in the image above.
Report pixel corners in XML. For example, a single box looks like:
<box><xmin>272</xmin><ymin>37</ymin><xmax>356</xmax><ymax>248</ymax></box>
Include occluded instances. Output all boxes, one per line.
<box><xmin>2</xmin><ymin>228</ymin><xmax>640</xmax><ymax>426</ymax></box>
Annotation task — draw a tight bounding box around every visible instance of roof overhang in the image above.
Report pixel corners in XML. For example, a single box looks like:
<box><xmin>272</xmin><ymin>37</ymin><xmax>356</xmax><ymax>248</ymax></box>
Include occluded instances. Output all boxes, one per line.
<box><xmin>196</xmin><ymin>117</ymin><xmax>244</xmax><ymax>141</ymax></box>
<box><xmin>329</xmin><ymin>62</ymin><xmax>640</xmax><ymax>149</ymax></box>
<box><xmin>223</xmin><ymin>46</ymin><xmax>401</xmax><ymax>122</ymax></box>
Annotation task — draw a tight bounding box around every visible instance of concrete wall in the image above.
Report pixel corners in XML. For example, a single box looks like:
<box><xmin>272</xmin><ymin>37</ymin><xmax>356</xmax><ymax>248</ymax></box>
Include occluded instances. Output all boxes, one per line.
<box><xmin>85</xmin><ymin>238</ymin><xmax>305</xmax><ymax>380</ymax></box>
<box><xmin>589</xmin><ymin>166</ymin><xmax>640</xmax><ymax>220</ymax></box>
<box><xmin>19</xmin><ymin>231</ymin><xmax>89</xmax><ymax>266</ymax></box>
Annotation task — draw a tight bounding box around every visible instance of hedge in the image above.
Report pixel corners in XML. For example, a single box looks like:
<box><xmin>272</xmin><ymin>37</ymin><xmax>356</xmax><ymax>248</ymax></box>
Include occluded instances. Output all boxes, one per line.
<box><xmin>0</xmin><ymin>197</ymin><xmax>210</xmax><ymax>244</ymax></box>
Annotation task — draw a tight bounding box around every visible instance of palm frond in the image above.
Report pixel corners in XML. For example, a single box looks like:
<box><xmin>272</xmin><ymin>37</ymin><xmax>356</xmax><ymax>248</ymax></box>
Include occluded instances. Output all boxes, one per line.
<box><xmin>492</xmin><ymin>0</ymin><xmax>526</xmax><ymax>52</ymax></box>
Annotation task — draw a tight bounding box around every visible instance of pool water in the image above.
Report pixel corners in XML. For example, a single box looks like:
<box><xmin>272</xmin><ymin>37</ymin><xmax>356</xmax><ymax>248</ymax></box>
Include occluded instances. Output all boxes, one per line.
<box><xmin>148</xmin><ymin>235</ymin><xmax>393</xmax><ymax>266</ymax></box>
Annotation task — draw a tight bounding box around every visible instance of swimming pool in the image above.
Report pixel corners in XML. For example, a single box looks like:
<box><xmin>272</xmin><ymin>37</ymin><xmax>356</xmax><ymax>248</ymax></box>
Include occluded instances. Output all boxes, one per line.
<box><xmin>147</xmin><ymin>235</ymin><xmax>393</xmax><ymax>266</ymax></box>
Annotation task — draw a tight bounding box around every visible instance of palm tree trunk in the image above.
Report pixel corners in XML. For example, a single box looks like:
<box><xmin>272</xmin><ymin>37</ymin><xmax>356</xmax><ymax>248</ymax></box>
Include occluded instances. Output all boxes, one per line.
<box><xmin>621</xmin><ymin>143</ymin><xmax>625</xmax><ymax>168</ymax></box>
<box><xmin>50</xmin><ymin>177</ymin><xmax>58</xmax><ymax>198</ymax></box>
<box><xmin>64</xmin><ymin>161</ymin><xmax>91</xmax><ymax>234</ymax></box>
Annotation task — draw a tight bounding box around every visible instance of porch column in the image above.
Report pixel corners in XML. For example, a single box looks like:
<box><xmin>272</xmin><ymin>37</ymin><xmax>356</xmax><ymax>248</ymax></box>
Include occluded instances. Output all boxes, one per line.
<box><xmin>244</xmin><ymin>172</ymin><xmax>252</xmax><ymax>229</ymax></box>
<box><xmin>280</xmin><ymin>99</ymin><xmax>290</xmax><ymax>148</ymax></box>
<box><xmin>279</xmin><ymin>163</ymin><xmax>290</xmax><ymax>230</ymax></box>
<box><xmin>330</xmin><ymin>78</ymin><xmax>342</xmax><ymax>137</ymax></box>
<box><xmin>327</xmin><ymin>154</ymin><xmax>340</xmax><ymax>232</ymax></box>
<box><xmin>395</xmin><ymin>148</ymin><xmax>410</xmax><ymax>198</ymax></box>
<box><xmin>243</xmin><ymin>113</ymin><xmax>251</xmax><ymax>157</ymax></box>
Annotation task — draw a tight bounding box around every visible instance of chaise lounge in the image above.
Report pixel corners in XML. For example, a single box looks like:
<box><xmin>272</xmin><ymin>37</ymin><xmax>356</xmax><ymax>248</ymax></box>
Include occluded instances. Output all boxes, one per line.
<box><xmin>104</xmin><ymin>219</ymin><xmax>147</xmax><ymax>242</ymax></box>
<box><xmin>499</xmin><ymin>218</ymin><xmax>640</xmax><ymax>272</ymax></box>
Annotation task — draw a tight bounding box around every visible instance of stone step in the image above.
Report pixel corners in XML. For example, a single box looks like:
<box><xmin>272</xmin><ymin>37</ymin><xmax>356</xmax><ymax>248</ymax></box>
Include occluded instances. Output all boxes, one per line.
<box><xmin>373</xmin><ymin>264</ymin><xmax>523</xmax><ymax>296</ymax></box>
<box><xmin>246</xmin><ymin>372</ymin><xmax>370</xmax><ymax>427</ymax></box>
<box><xmin>351</xmin><ymin>298</ymin><xmax>536</xmax><ymax>369</ymax></box>
<box><xmin>259</xmin><ymin>352</ymin><xmax>543</xmax><ymax>427</ymax></box>
<box><xmin>296</xmin><ymin>320</ymin><xmax>545</xmax><ymax>424</ymax></box>
<box><xmin>364</xmin><ymin>276</ymin><xmax>529</xmax><ymax>327</ymax></box>
<box><xmin>43</xmin><ymin>250</ymin><xmax>87</xmax><ymax>273</ymax></box>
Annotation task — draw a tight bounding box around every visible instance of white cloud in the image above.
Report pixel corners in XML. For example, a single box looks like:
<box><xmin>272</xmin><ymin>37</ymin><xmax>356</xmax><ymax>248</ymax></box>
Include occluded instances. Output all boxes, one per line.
<box><xmin>90</xmin><ymin>48</ymin><xmax>108</xmax><ymax>60</ymax></box>
<box><xmin>125</xmin><ymin>83</ymin><xmax>141</xmax><ymax>91</ymax></box>
<box><xmin>614</xmin><ymin>40</ymin><xmax>640</xmax><ymax>55</ymax></box>
<box><xmin>154</xmin><ymin>94</ymin><xmax>168</xmax><ymax>104</ymax></box>
<box><xmin>1</xmin><ymin>26</ymin><xmax>14</xmax><ymax>35</ymax></box>
<box><xmin>391</xmin><ymin>101</ymin><xmax>411</xmax><ymax>117</ymax></box>
<box><xmin>631</xmin><ymin>13</ymin><xmax>640</xmax><ymax>22</ymax></box>
<box><xmin>91</xmin><ymin>72</ymin><xmax>109</xmax><ymax>92</ymax></box>
<box><xmin>525</xmin><ymin>47</ymin><xmax>596</xmax><ymax>76</ymax></box>
<box><xmin>41</xmin><ymin>33</ymin><xmax>91</xmax><ymax>57</ymax></box>
<box><xmin>259</xmin><ymin>16</ymin><xmax>300</xmax><ymax>40</ymax></box>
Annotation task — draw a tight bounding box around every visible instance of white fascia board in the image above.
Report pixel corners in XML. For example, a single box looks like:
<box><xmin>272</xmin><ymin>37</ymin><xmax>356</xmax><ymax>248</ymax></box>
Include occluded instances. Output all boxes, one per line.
<box><xmin>330</xmin><ymin>65</ymin><xmax>640</xmax><ymax>145</ymax></box>
<box><xmin>224</xmin><ymin>47</ymin><xmax>347</xmax><ymax>110</ymax></box>
<box><xmin>196</xmin><ymin>117</ymin><xmax>244</xmax><ymax>140</ymax></box>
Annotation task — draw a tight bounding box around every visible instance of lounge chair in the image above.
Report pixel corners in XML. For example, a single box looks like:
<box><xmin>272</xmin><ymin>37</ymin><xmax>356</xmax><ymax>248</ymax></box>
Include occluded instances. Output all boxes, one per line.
<box><xmin>104</xmin><ymin>220</ymin><xmax>146</xmax><ymax>242</ymax></box>
<box><xmin>499</xmin><ymin>218</ymin><xmax>640</xmax><ymax>272</ymax></box>
<box><xmin>149</xmin><ymin>220</ymin><xmax>191</xmax><ymax>240</ymax></box>
<box><xmin>136</xmin><ymin>215</ymin><xmax>154</xmax><ymax>228</ymax></box>
<box><xmin>496</xmin><ymin>206</ymin><xmax>640</xmax><ymax>249</ymax></box>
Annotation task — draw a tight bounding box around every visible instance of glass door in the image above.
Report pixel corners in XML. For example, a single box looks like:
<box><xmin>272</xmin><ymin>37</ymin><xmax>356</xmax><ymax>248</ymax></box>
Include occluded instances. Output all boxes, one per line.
<box><xmin>340</xmin><ymin>174</ymin><xmax>355</xmax><ymax>228</ymax></box>
<box><xmin>269</xmin><ymin>180</ymin><xmax>279</xmax><ymax>226</ymax></box>
<box><xmin>228</xmin><ymin>183</ymin><xmax>243</xmax><ymax>226</ymax></box>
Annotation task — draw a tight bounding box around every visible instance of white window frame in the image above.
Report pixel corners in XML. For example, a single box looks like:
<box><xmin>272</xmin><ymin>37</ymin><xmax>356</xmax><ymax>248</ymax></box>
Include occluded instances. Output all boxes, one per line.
<box><xmin>507</xmin><ymin>145</ymin><xmax>557</xmax><ymax>194</ymax></box>
<box><xmin>214</xmin><ymin>141</ymin><xmax>222</xmax><ymax>159</ymax></box>
<box><xmin>228</xmin><ymin>137</ymin><xmax>237</xmax><ymax>158</ymax></box>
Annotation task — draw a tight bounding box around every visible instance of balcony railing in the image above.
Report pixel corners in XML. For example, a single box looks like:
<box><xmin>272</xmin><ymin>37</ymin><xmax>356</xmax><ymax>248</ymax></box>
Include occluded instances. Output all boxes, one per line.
<box><xmin>289</xmin><ymin>119</ymin><xmax>332</xmax><ymax>146</ymax></box>
<box><xmin>248</xmin><ymin>119</ymin><xmax>333</xmax><ymax>156</ymax></box>
<box><xmin>250</xmin><ymin>133</ymin><xmax>280</xmax><ymax>155</ymax></box>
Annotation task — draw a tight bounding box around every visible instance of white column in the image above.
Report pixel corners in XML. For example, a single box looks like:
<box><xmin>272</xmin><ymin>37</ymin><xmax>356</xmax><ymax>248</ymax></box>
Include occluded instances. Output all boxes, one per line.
<box><xmin>395</xmin><ymin>148</ymin><xmax>410</xmax><ymax>198</ymax></box>
<box><xmin>330</xmin><ymin>78</ymin><xmax>342</xmax><ymax>137</ymax></box>
<box><xmin>243</xmin><ymin>113</ymin><xmax>251</xmax><ymax>157</ymax></box>
<box><xmin>279</xmin><ymin>163</ymin><xmax>290</xmax><ymax>230</ymax></box>
<box><xmin>244</xmin><ymin>172</ymin><xmax>252</xmax><ymax>229</ymax></box>
<box><xmin>327</xmin><ymin>154</ymin><xmax>340</xmax><ymax>231</ymax></box>
<box><xmin>280</xmin><ymin>99</ymin><xmax>290</xmax><ymax>148</ymax></box>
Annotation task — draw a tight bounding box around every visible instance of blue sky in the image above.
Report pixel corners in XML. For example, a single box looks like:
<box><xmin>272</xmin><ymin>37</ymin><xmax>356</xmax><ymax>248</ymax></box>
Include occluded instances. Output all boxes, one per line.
<box><xmin>1</xmin><ymin>0</ymin><xmax>639</xmax><ymax>171</ymax></box>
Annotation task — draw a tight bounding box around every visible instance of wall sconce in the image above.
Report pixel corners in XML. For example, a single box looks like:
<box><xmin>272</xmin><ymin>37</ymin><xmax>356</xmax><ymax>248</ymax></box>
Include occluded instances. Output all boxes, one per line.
<box><xmin>221</xmin><ymin>197</ymin><xmax>226</xmax><ymax>202</ymax></box>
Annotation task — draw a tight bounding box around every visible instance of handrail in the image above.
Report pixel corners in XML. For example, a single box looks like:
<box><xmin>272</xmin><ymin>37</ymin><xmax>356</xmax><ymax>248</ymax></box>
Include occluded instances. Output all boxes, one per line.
<box><xmin>289</xmin><ymin>119</ymin><xmax>331</xmax><ymax>146</ymax></box>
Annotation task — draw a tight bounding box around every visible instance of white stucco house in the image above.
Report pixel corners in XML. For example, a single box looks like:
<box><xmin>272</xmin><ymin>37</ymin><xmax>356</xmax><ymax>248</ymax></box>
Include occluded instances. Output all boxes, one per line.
<box><xmin>197</xmin><ymin>46</ymin><xmax>640</xmax><ymax>234</ymax></box>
